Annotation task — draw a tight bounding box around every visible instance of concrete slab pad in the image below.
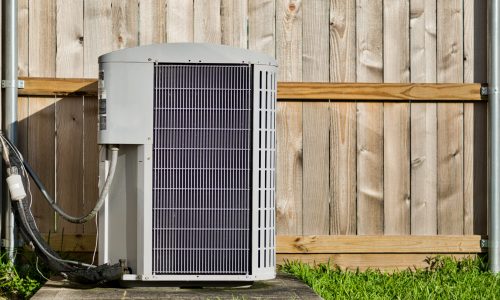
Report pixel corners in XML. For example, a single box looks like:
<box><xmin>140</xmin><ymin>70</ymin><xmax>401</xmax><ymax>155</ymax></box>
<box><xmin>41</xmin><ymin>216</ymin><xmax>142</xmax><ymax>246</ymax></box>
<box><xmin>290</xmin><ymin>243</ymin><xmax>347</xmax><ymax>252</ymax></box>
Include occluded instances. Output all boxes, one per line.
<box><xmin>32</xmin><ymin>273</ymin><xmax>322</xmax><ymax>300</ymax></box>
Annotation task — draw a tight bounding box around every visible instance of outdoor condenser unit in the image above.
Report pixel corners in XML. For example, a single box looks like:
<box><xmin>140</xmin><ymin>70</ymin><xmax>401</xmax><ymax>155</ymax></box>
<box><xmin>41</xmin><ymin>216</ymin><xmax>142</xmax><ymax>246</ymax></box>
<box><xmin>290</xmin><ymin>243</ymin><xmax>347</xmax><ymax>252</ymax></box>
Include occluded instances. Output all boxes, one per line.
<box><xmin>97</xmin><ymin>43</ymin><xmax>277</xmax><ymax>282</ymax></box>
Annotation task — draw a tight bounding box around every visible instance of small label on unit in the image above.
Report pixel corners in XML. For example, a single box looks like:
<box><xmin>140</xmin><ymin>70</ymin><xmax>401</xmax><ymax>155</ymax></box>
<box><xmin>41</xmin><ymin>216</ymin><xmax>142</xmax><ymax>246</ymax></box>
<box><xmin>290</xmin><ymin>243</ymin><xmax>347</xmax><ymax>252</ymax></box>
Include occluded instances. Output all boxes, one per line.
<box><xmin>99</xmin><ymin>115</ymin><xmax>106</xmax><ymax>130</ymax></box>
<box><xmin>99</xmin><ymin>99</ymin><xmax>106</xmax><ymax>114</ymax></box>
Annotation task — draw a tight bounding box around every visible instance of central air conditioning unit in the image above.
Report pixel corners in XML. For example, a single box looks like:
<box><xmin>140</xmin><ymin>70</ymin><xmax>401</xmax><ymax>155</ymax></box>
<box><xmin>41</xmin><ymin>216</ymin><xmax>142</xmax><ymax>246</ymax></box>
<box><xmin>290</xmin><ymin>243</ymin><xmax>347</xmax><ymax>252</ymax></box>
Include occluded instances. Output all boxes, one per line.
<box><xmin>97</xmin><ymin>43</ymin><xmax>277</xmax><ymax>282</ymax></box>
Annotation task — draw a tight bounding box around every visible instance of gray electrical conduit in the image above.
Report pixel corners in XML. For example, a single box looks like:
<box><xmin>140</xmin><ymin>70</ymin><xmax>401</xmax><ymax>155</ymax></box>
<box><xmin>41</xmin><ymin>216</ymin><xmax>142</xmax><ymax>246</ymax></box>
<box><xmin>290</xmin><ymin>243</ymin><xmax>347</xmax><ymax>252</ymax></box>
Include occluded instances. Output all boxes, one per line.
<box><xmin>23</xmin><ymin>146</ymin><xmax>119</xmax><ymax>224</ymax></box>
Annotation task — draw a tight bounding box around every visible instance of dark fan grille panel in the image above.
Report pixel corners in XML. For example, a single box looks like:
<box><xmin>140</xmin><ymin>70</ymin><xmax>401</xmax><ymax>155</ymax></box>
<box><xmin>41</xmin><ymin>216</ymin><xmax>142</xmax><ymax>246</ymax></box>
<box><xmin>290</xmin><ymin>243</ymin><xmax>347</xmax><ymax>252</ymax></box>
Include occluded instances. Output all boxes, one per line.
<box><xmin>152</xmin><ymin>64</ymin><xmax>252</xmax><ymax>275</ymax></box>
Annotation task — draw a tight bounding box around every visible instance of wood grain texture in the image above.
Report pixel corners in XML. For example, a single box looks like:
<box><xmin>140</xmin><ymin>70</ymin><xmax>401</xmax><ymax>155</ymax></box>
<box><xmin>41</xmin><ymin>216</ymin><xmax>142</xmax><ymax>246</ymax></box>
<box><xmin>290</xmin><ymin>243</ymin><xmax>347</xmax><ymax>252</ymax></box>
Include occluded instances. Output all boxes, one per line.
<box><xmin>302</xmin><ymin>0</ymin><xmax>328</xmax><ymax>82</ymax></box>
<box><xmin>410</xmin><ymin>0</ymin><xmax>436</xmax><ymax>83</ymax></box>
<box><xmin>277</xmin><ymin>253</ymin><xmax>476</xmax><ymax>271</ymax></box>
<box><xmin>410</xmin><ymin>103</ymin><xmax>438</xmax><ymax>235</ymax></box>
<box><xmin>28</xmin><ymin>0</ymin><xmax>57</xmax><ymax>233</ymax></box>
<box><xmin>276</xmin><ymin>102</ymin><xmax>303</xmax><ymax>235</ymax></box>
<box><xmin>356</xmin><ymin>0</ymin><xmax>383</xmax><ymax>236</ymax></box>
<box><xmin>139</xmin><ymin>0</ymin><xmax>167</xmax><ymax>45</ymax></box>
<box><xmin>277</xmin><ymin>82</ymin><xmax>483</xmax><ymax>101</ymax></box>
<box><xmin>463</xmin><ymin>0</ymin><xmax>488</xmax><ymax>236</ymax></box>
<box><xmin>194</xmin><ymin>0</ymin><xmax>222</xmax><ymax>43</ymax></box>
<box><xmin>55</xmin><ymin>0</ymin><xmax>85</xmax><ymax>234</ymax></box>
<box><xmin>302</xmin><ymin>103</ymin><xmax>330</xmax><ymax>235</ymax></box>
<box><xmin>277</xmin><ymin>235</ymin><xmax>484</xmax><ymax>254</ymax></box>
<box><xmin>111</xmin><ymin>0</ymin><xmax>139</xmax><ymax>49</ymax></box>
<box><xmin>221</xmin><ymin>0</ymin><xmax>248</xmax><ymax>48</ymax></box>
<box><xmin>83</xmin><ymin>97</ymin><xmax>99</xmax><ymax>234</ymax></box>
<box><xmin>330</xmin><ymin>103</ymin><xmax>356</xmax><ymax>235</ymax></box>
<box><xmin>276</xmin><ymin>0</ymin><xmax>302</xmax><ymax>81</ymax></box>
<box><xmin>383</xmin><ymin>103</ymin><xmax>410</xmax><ymax>235</ymax></box>
<box><xmin>356</xmin><ymin>0</ymin><xmax>383</xmax><ymax>82</ymax></box>
<box><xmin>166</xmin><ymin>0</ymin><xmax>194</xmax><ymax>42</ymax></box>
<box><xmin>437</xmin><ymin>0</ymin><xmax>464</xmax><ymax>235</ymax></box>
<box><xmin>249</xmin><ymin>0</ymin><xmax>275</xmax><ymax>56</ymax></box>
<box><xmin>357</xmin><ymin>103</ymin><xmax>384</xmax><ymax>235</ymax></box>
<box><xmin>18</xmin><ymin>0</ymin><xmax>29</xmax><ymax>77</ymax></box>
<box><xmin>330</xmin><ymin>0</ymin><xmax>356</xmax><ymax>82</ymax></box>
<box><xmin>20</xmin><ymin>78</ymin><xmax>484</xmax><ymax>101</ymax></box>
<box><xmin>382</xmin><ymin>0</ymin><xmax>410</xmax><ymax>235</ymax></box>
<box><xmin>83</xmin><ymin>0</ymin><xmax>112</xmax><ymax>78</ymax></box>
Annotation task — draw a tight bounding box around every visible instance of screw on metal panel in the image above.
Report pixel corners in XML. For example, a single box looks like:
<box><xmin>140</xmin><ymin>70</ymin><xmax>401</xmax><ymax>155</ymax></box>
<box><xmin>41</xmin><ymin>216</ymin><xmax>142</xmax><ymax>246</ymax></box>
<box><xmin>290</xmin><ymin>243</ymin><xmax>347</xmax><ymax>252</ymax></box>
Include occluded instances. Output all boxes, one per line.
<box><xmin>481</xmin><ymin>239</ymin><xmax>489</xmax><ymax>248</ymax></box>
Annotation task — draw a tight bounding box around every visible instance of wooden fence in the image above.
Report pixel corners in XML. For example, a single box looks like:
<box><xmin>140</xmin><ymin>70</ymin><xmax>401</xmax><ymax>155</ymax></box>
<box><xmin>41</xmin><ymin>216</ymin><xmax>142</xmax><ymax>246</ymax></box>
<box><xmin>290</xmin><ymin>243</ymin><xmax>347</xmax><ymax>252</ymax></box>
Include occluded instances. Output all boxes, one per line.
<box><xmin>0</xmin><ymin>0</ymin><xmax>491</xmax><ymax>268</ymax></box>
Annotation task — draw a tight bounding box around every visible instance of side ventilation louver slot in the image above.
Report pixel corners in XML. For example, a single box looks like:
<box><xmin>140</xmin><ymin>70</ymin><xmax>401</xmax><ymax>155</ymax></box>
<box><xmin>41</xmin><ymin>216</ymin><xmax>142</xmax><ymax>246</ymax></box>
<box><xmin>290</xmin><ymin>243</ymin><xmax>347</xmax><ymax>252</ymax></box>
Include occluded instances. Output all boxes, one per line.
<box><xmin>152</xmin><ymin>64</ymin><xmax>252</xmax><ymax>275</ymax></box>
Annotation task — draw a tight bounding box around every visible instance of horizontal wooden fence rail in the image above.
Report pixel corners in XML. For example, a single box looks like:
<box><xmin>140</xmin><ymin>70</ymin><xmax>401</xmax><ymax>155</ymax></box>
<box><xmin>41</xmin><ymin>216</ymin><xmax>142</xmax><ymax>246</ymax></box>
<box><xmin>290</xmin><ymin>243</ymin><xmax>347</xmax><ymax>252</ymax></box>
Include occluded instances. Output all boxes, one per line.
<box><xmin>19</xmin><ymin>77</ymin><xmax>485</xmax><ymax>101</ymax></box>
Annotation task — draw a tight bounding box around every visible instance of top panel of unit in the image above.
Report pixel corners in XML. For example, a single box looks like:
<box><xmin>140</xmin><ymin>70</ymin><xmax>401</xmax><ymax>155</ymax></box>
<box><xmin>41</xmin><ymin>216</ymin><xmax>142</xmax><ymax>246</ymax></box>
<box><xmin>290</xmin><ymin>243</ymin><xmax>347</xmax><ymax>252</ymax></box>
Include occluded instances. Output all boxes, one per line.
<box><xmin>99</xmin><ymin>43</ymin><xmax>277</xmax><ymax>66</ymax></box>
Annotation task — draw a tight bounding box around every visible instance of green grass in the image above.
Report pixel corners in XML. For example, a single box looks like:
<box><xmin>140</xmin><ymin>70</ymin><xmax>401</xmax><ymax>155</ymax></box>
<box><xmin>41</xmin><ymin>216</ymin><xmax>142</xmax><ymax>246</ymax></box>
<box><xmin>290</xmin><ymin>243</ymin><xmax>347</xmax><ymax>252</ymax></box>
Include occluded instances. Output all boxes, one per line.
<box><xmin>0</xmin><ymin>252</ymin><xmax>47</xmax><ymax>299</ymax></box>
<box><xmin>282</xmin><ymin>256</ymin><xmax>500</xmax><ymax>300</ymax></box>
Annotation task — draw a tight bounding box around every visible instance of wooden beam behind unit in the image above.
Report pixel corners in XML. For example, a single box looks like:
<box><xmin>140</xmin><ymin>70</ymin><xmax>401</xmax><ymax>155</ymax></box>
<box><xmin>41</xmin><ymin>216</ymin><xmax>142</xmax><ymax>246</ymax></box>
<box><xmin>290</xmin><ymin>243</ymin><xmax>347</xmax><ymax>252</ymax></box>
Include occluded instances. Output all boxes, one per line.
<box><xmin>19</xmin><ymin>77</ymin><xmax>485</xmax><ymax>101</ymax></box>
<box><xmin>37</xmin><ymin>234</ymin><xmax>486</xmax><ymax>254</ymax></box>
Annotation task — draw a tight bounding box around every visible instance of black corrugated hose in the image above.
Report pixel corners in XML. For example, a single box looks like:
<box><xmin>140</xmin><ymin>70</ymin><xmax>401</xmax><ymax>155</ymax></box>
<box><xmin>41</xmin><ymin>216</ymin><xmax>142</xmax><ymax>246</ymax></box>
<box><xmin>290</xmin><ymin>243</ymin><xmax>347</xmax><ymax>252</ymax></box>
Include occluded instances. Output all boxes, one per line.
<box><xmin>0</xmin><ymin>133</ymin><xmax>123</xmax><ymax>284</ymax></box>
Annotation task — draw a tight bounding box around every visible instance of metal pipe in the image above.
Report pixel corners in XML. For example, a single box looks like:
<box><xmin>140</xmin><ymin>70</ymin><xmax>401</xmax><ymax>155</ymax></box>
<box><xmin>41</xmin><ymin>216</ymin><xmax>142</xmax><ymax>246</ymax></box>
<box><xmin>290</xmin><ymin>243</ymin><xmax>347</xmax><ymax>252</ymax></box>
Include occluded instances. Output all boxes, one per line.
<box><xmin>2</xmin><ymin>0</ymin><xmax>18</xmax><ymax>261</ymax></box>
<box><xmin>490</xmin><ymin>0</ymin><xmax>500</xmax><ymax>273</ymax></box>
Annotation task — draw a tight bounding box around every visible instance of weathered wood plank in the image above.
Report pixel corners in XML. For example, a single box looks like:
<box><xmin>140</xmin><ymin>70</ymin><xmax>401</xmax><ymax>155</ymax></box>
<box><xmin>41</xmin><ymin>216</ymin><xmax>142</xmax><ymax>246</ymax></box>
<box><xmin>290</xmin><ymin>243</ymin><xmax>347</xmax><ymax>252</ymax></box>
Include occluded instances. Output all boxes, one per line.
<box><xmin>437</xmin><ymin>0</ymin><xmax>464</xmax><ymax>235</ymax></box>
<box><xmin>83</xmin><ymin>0</ymin><xmax>112</xmax><ymax>78</ymax></box>
<box><xmin>277</xmin><ymin>235</ymin><xmax>484</xmax><ymax>254</ymax></box>
<box><xmin>383</xmin><ymin>0</ymin><xmax>410</xmax><ymax>235</ymax></box>
<box><xmin>463</xmin><ymin>0</ymin><xmax>488</xmax><ymax>236</ymax></box>
<box><xmin>249</xmin><ymin>0</ymin><xmax>275</xmax><ymax>57</ymax></box>
<box><xmin>330</xmin><ymin>103</ymin><xmax>356</xmax><ymax>235</ymax></box>
<box><xmin>329</xmin><ymin>0</ymin><xmax>357</xmax><ymax>236</ymax></box>
<box><xmin>277</xmin><ymin>82</ymin><xmax>483</xmax><ymax>101</ymax></box>
<box><xmin>410</xmin><ymin>0</ymin><xmax>437</xmax><ymax>236</ymax></box>
<box><xmin>330</xmin><ymin>0</ymin><xmax>355</xmax><ymax>82</ymax></box>
<box><xmin>277</xmin><ymin>253</ymin><xmax>476</xmax><ymax>271</ymax></box>
<box><xmin>111</xmin><ymin>0</ymin><xmax>139</xmax><ymax>50</ymax></box>
<box><xmin>411</xmin><ymin>103</ymin><xmax>438</xmax><ymax>235</ymax></box>
<box><xmin>221</xmin><ymin>0</ymin><xmax>248</xmax><ymax>48</ymax></box>
<box><xmin>28</xmin><ymin>0</ymin><xmax>57</xmax><ymax>233</ymax></box>
<box><xmin>55</xmin><ymin>0</ymin><xmax>85</xmax><ymax>234</ymax></box>
<box><xmin>303</xmin><ymin>103</ymin><xmax>330</xmax><ymax>235</ymax></box>
<box><xmin>194</xmin><ymin>0</ymin><xmax>222</xmax><ymax>43</ymax></box>
<box><xmin>139</xmin><ymin>0</ymin><xmax>167</xmax><ymax>45</ymax></box>
<box><xmin>302</xmin><ymin>0</ymin><xmax>328</xmax><ymax>82</ymax></box>
<box><xmin>276</xmin><ymin>102</ymin><xmax>303</xmax><ymax>235</ymax></box>
<box><xmin>18</xmin><ymin>0</ymin><xmax>29</xmax><ymax>77</ymax></box>
<box><xmin>356</xmin><ymin>0</ymin><xmax>383</xmax><ymax>235</ymax></box>
<box><xmin>166</xmin><ymin>0</ymin><xmax>194</xmax><ymax>42</ymax></box>
<box><xmin>276</xmin><ymin>0</ymin><xmax>302</xmax><ymax>82</ymax></box>
<box><xmin>19</xmin><ymin>78</ymin><xmax>484</xmax><ymax>101</ymax></box>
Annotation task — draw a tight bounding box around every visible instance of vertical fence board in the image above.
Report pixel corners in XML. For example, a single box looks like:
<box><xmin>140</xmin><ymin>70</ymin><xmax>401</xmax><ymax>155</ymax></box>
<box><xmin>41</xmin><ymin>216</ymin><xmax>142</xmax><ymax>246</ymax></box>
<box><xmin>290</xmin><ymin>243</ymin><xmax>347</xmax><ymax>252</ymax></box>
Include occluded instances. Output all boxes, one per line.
<box><xmin>410</xmin><ymin>0</ymin><xmax>437</xmax><ymax>235</ymax></box>
<box><xmin>55</xmin><ymin>0</ymin><xmax>85</xmax><ymax>234</ymax></box>
<box><xmin>139</xmin><ymin>0</ymin><xmax>167</xmax><ymax>45</ymax></box>
<box><xmin>194</xmin><ymin>0</ymin><xmax>222</xmax><ymax>43</ymax></box>
<box><xmin>18</xmin><ymin>0</ymin><xmax>29</xmax><ymax>77</ymax></box>
<box><xmin>111</xmin><ymin>0</ymin><xmax>139</xmax><ymax>50</ymax></box>
<box><xmin>383</xmin><ymin>0</ymin><xmax>410</xmax><ymax>235</ymax></box>
<box><xmin>301</xmin><ymin>0</ymin><xmax>329</xmax><ymax>235</ymax></box>
<box><xmin>276</xmin><ymin>0</ymin><xmax>302</xmax><ymax>82</ymax></box>
<box><xmin>221</xmin><ymin>0</ymin><xmax>248</xmax><ymax>48</ymax></box>
<box><xmin>249</xmin><ymin>0</ymin><xmax>275</xmax><ymax>56</ymax></box>
<box><xmin>330</xmin><ymin>103</ymin><xmax>357</xmax><ymax>235</ymax></box>
<box><xmin>464</xmin><ymin>0</ymin><xmax>487</xmax><ymax>236</ymax></box>
<box><xmin>83</xmin><ymin>0</ymin><xmax>112</xmax><ymax>78</ymax></box>
<box><xmin>166</xmin><ymin>0</ymin><xmax>194</xmax><ymax>42</ymax></box>
<box><xmin>28</xmin><ymin>0</ymin><xmax>57</xmax><ymax>233</ymax></box>
<box><xmin>330</xmin><ymin>0</ymin><xmax>356</xmax><ymax>235</ymax></box>
<box><xmin>437</xmin><ymin>0</ymin><xmax>464</xmax><ymax>235</ymax></box>
<box><xmin>356</xmin><ymin>0</ymin><xmax>383</xmax><ymax>235</ymax></box>
<box><xmin>276</xmin><ymin>102</ymin><xmax>303</xmax><ymax>235</ymax></box>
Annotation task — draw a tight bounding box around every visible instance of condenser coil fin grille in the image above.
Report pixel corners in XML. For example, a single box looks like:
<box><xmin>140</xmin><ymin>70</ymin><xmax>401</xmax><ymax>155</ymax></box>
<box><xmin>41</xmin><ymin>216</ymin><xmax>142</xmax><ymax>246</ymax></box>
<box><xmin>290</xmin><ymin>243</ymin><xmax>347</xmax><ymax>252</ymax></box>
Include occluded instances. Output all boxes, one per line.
<box><xmin>152</xmin><ymin>64</ymin><xmax>252</xmax><ymax>275</ymax></box>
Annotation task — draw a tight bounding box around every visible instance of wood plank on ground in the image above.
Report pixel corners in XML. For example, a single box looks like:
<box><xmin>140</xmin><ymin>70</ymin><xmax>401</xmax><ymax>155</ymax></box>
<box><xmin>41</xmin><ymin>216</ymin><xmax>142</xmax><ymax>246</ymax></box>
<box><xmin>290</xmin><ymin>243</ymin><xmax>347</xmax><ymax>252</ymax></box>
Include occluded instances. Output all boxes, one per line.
<box><xmin>437</xmin><ymin>0</ymin><xmax>464</xmax><ymax>235</ymax></box>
